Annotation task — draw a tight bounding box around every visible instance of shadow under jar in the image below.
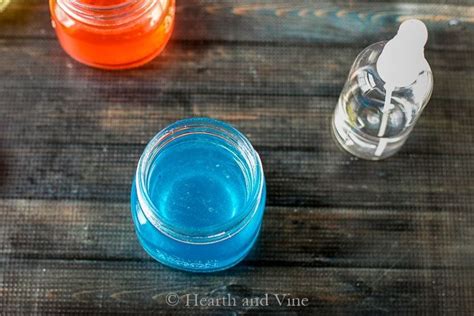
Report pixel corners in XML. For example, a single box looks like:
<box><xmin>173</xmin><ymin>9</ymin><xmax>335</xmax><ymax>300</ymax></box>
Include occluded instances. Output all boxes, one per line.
<box><xmin>49</xmin><ymin>0</ymin><xmax>175</xmax><ymax>69</ymax></box>
<box><xmin>131</xmin><ymin>118</ymin><xmax>266</xmax><ymax>272</ymax></box>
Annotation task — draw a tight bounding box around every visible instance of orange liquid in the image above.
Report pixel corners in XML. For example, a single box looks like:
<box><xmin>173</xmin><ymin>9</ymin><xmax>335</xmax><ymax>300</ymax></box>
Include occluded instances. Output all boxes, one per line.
<box><xmin>79</xmin><ymin>0</ymin><xmax>130</xmax><ymax>5</ymax></box>
<box><xmin>50</xmin><ymin>0</ymin><xmax>175</xmax><ymax>69</ymax></box>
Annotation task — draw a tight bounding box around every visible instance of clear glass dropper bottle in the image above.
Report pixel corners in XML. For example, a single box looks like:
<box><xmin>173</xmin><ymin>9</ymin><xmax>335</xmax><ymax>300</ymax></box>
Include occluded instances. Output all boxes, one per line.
<box><xmin>332</xmin><ymin>19</ymin><xmax>433</xmax><ymax>160</ymax></box>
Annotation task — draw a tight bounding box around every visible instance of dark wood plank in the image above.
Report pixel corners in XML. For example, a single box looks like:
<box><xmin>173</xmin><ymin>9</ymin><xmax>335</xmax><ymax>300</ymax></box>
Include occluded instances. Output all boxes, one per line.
<box><xmin>1</xmin><ymin>41</ymin><xmax>472</xmax><ymax>207</ymax></box>
<box><xmin>1</xmin><ymin>143</ymin><xmax>472</xmax><ymax>208</ymax></box>
<box><xmin>1</xmin><ymin>259</ymin><xmax>472</xmax><ymax>314</ymax></box>
<box><xmin>0</xmin><ymin>39</ymin><xmax>472</xmax><ymax>100</ymax></box>
<box><xmin>0</xmin><ymin>1</ymin><xmax>473</xmax><ymax>50</ymax></box>
<box><xmin>1</xmin><ymin>88</ymin><xmax>473</xmax><ymax>153</ymax></box>
<box><xmin>0</xmin><ymin>1</ymin><xmax>472</xmax><ymax>314</ymax></box>
<box><xmin>1</xmin><ymin>90</ymin><xmax>473</xmax><ymax>208</ymax></box>
<box><xmin>1</xmin><ymin>200</ymin><xmax>472</xmax><ymax>269</ymax></box>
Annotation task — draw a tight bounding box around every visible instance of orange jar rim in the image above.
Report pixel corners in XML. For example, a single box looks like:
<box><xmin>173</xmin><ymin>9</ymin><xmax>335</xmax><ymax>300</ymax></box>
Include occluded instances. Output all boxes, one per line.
<box><xmin>55</xmin><ymin>0</ymin><xmax>169</xmax><ymax>27</ymax></box>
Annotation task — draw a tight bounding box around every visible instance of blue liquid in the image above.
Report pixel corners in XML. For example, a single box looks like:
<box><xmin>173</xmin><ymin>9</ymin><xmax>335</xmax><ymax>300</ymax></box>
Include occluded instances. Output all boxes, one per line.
<box><xmin>149</xmin><ymin>139</ymin><xmax>247</xmax><ymax>234</ymax></box>
<box><xmin>131</xmin><ymin>122</ymin><xmax>265</xmax><ymax>272</ymax></box>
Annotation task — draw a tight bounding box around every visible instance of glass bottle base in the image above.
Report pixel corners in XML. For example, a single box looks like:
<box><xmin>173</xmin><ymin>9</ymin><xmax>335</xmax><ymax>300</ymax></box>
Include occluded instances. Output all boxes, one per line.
<box><xmin>331</xmin><ymin>114</ymin><xmax>401</xmax><ymax>161</ymax></box>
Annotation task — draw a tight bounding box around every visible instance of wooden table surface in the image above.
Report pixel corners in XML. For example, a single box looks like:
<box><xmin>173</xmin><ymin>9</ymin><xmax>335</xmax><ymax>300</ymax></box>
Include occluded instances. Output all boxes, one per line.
<box><xmin>1</xmin><ymin>0</ymin><xmax>473</xmax><ymax>314</ymax></box>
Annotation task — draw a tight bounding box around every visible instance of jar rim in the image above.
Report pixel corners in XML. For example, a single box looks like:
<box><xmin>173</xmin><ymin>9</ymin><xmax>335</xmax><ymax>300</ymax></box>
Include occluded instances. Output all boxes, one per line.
<box><xmin>66</xmin><ymin>0</ymin><xmax>140</xmax><ymax>10</ymax></box>
<box><xmin>55</xmin><ymin>0</ymin><xmax>169</xmax><ymax>27</ymax></box>
<box><xmin>135</xmin><ymin>117</ymin><xmax>265</xmax><ymax>245</ymax></box>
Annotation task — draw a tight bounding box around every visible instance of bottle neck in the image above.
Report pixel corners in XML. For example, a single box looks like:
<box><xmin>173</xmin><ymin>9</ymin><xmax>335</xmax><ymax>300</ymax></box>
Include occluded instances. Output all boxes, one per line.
<box><xmin>376</xmin><ymin>19</ymin><xmax>428</xmax><ymax>88</ymax></box>
<box><xmin>56</xmin><ymin>0</ymin><xmax>164</xmax><ymax>26</ymax></box>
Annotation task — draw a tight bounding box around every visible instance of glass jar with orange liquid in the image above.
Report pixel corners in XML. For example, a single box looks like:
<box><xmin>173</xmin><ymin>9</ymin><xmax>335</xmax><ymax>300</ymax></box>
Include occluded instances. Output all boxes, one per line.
<box><xmin>50</xmin><ymin>0</ymin><xmax>175</xmax><ymax>69</ymax></box>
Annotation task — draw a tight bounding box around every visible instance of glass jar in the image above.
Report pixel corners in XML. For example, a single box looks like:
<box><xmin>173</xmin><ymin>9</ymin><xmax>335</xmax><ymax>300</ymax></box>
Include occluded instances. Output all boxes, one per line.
<box><xmin>131</xmin><ymin>118</ymin><xmax>266</xmax><ymax>272</ymax></box>
<box><xmin>49</xmin><ymin>0</ymin><xmax>175</xmax><ymax>69</ymax></box>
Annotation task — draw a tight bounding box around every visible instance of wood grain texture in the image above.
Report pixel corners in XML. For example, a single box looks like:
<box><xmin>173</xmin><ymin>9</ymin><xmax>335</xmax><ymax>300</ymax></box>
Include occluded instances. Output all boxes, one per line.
<box><xmin>1</xmin><ymin>143</ymin><xmax>473</xmax><ymax>208</ymax></box>
<box><xmin>0</xmin><ymin>0</ymin><xmax>473</xmax><ymax>314</ymax></box>
<box><xmin>0</xmin><ymin>39</ymin><xmax>473</xmax><ymax>99</ymax></box>
<box><xmin>1</xmin><ymin>199</ymin><xmax>473</xmax><ymax>269</ymax></box>
<box><xmin>0</xmin><ymin>42</ymin><xmax>473</xmax><ymax>207</ymax></box>
<box><xmin>1</xmin><ymin>259</ymin><xmax>473</xmax><ymax>315</ymax></box>
<box><xmin>0</xmin><ymin>1</ymin><xmax>473</xmax><ymax>50</ymax></box>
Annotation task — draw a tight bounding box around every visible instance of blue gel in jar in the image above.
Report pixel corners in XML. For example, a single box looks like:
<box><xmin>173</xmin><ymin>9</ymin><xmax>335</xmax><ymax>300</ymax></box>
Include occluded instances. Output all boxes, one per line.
<box><xmin>131</xmin><ymin>118</ymin><xmax>266</xmax><ymax>272</ymax></box>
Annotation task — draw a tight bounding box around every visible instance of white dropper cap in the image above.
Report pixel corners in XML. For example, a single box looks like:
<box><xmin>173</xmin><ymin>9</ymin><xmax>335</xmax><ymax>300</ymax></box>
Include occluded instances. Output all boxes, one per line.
<box><xmin>376</xmin><ymin>19</ymin><xmax>429</xmax><ymax>88</ymax></box>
